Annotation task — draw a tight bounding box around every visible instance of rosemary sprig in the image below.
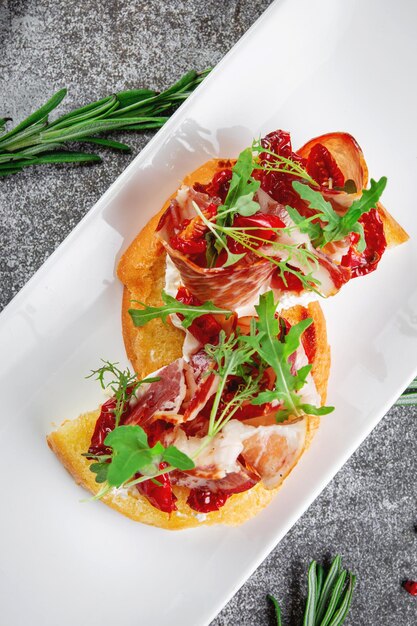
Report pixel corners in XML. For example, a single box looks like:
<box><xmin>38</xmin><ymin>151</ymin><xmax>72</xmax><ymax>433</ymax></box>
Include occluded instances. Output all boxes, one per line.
<box><xmin>269</xmin><ymin>555</ymin><xmax>356</xmax><ymax>626</ymax></box>
<box><xmin>0</xmin><ymin>69</ymin><xmax>210</xmax><ymax>176</ymax></box>
<box><xmin>397</xmin><ymin>378</ymin><xmax>417</xmax><ymax>406</ymax></box>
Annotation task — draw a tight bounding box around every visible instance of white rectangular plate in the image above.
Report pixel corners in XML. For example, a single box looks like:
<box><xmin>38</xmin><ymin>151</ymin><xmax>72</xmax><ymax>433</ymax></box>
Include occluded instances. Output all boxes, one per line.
<box><xmin>1</xmin><ymin>1</ymin><xmax>417</xmax><ymax>624</ymax></box>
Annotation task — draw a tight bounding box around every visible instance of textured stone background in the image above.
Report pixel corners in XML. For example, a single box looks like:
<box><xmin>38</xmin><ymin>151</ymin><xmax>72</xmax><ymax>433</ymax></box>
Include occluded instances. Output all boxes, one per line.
<box><xmin>1</xmin><ymin>1</ymin><xmax>416</xmax><ymax>624</ymax></box>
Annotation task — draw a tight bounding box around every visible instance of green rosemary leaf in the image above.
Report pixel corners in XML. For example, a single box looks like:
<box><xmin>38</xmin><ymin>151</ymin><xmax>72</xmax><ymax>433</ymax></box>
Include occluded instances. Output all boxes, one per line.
<box><xmin>327</xmin><ymin>574</ymin><xmax>356</xmax><ymax>626</ymax></box>
<box><xmin>40</xmin><ymin>117</ymin><xmax>166</xmax><ymax>142</ymax></box>
<box><xmin>303</xmin><ymin>560</ymin><xmax>318</xmax><ymax>626</ymax></box>
<box><xmin>115</xmin><ymin>120</ymin><xmax>168</xmax><ymax>130</ymax></box>
<box><xmin>315</xmin><ymin>555</ymin><xmax>342</xmax><ymax>624</ymax></box>
<box><xmin>47</xmin><ymin>95</ymin><xmax>118</xmax><ymax>130</ymax></box>
<box><xmin>82</xmin><ymin>137</ymin><xmax>131</xmax><ymax>152</ymax></box>
<box><xmin>267</xmin><ymin>594</ymin><xmax>282</xmax><ymax>626</ymax></box>
<box><xmin>0</xmin><ymin>88</ymin><xmax>66</xmax><ymax>146</ymax></box>
<box><xmin>27</xmin><ymin>152</ymin><xmax>102</xmax><ymax>165</ymax></box>
<box><xmin>395</xmin><ymin>393</ymin><xmax>417</xmax><ymax>406</ymax></box>
<box><xmin>319</xmin><ymin>571</ymin><xmax>348</xmax><ymax>626</ymax></box>
<box><xmin>316</xmin><ymin>564</ymin><xmax>325</xmax><ymax>606</ymax></box>
<box><xmin>46</xmin><ymin>95</ymin><xmax>114</xmax><ymax>128</ymax></box>
<box><xmin>0</xmin><ymin>70</ymin><xmax>209</xmax><ymax>177</ymax></box>
<box><xmin>113</xmin><ymin>88</ymin><xmax>156</xmax><ymax>109</ymax></box>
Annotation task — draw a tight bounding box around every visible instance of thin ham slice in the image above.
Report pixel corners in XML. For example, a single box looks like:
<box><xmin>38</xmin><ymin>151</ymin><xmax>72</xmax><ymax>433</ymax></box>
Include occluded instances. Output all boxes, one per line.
<box><xmin>297</xmin><ymin>132</ymin><xmax>369</xmax><ymax>211</ymax></box>
<box><xmin>241</xmin><ymin>419</ymin><xmax>307</xmax><ymax>489</ymax></box>
<box><xmin>125</xmin><ymin>358</ymin><xmax>186</xmax><ymax>426</ymax></box>
<box><xmin>157</xmin><ymin>186</ymin><xmax>275</xmax><ymax>309</ymax></box>
<box><xmin>172</xmin><ymin>465</ymin><xmax>258</xmax><ymax>493</ymax></box>
<box><xmin>169</xmin><ymin>418</ymin><xmax>307</xmax><ymax>491</ymax></box>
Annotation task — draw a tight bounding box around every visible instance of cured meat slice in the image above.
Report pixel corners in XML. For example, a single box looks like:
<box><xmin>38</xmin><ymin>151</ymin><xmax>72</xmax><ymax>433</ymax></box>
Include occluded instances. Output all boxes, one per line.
<box><xmin>125</xmin><ymin>358</ymin><xmax>186</xmax><ymax>426</ymax></box>
<box><xmin>241</xmin><ymin>419</ymin><xmax>307</xmax><ymax>489</ymax></box>
<box><xmin>157</xmin><ymin>186</ymin><xmax>275</xmax><ymax>309</ymax></box>
<box><xmin>297</xmin><ymin>132</ymin><xmax>368</xmax><ymax>210</ymax></box>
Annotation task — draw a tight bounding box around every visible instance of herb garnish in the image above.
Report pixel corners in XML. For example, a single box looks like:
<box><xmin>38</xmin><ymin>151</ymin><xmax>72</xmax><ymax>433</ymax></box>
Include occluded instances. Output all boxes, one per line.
<box><xmin>204</xmin><ymin>327</ymin><xmax>261</xmax><ymax>437</ymax></box>
<box><xmin>288</xmin><ymin>178</ymin><xmax>387</xmax><ymax>251</ymax></box>
<box><xmin>87</xmin><ymin>360</ymin><xmax>159</xmax><ymax>426</ymax></box>
<box><xmin>251</xmin><ymin>138</ymin><xmax>318</xmax><ymax>187</ymax></box>
<box><xmin>193</xmin><ymin>198</ymin><xmax>321</xmax><ymax>290</ymax></box>
<box><xmin>88</xmin><ymin>292</ymin><xmax>331</xmax><ymax>498</ymax></box>
<box><xmin>268</xmin><ymin>555</ymin><xmax>356</xmax><ymax>626</ymax></box>
<box><xmin>243</xmin><ymin>291</ymin><xmax>334</xmax><ymax>421</ymax></box>
<box><xmin>0</xmin><ymin>69</ymin><xmax>210</xmax><ymax>176</ymax></box>
<box><xmin>128</xmin><ymin>290</ymin><xmax>232</xmax><ymax>329</ymax></box>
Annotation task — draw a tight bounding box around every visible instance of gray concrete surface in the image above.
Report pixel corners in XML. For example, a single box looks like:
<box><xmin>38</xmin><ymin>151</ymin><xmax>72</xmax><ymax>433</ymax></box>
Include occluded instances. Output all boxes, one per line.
<box><xmin>1</xmin><ymin>1</ymin><xmax>416</xmax><ymax>624</ymax></box>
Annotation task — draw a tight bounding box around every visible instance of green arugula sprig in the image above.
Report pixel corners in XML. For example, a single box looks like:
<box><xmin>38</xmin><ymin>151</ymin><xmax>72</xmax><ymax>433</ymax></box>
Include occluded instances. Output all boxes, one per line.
<box><xmin>0</xmin><ymin>69</ymin><xmax>210</xmax><ymax>176</ymax></box>
<box><xmin>269</xmin><ymin>555</ymin><xmax>356</xmax><ymax>626</ymax></box>
<box><xmin>243</xmin><ymin>291</ymin><xmax>334</xmax><ymax>421</ymax></box>
<box><xmin>288</xmin><ymin>178</ymin><xmax>387</xmax><ymax>252</ymax></box>
<box><xmin>86</xmin><ymin>360</ymin><xmax>159</xmax><ymax>426</ymax></box>
<box><xmin>128</xmin><ymin>290</ymin><xmax>232</xmax><ymax>329</ymax></box>
<box><xmin>204</xmin><ymin>328</ymin><xmax>262</xmax><ymax>437</ymax></box>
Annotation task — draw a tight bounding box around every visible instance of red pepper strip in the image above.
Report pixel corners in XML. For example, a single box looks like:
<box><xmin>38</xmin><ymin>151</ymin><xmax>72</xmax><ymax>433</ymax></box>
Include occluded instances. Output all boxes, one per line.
<box><xmin>136</xmin><ymin>462</ymin><xmax>177</xmax><ymax>514</ymax></box>
<box><xmin>228</xmin><ymin>211</ymin><xmax>286</xmax><ymax>254</ymax></box>
<box><xmin>176</xmin><ymin>286</ymin><xmax>222</xmax><ymax>345</ymax></box>
<box><xmin>305</xmin><ymin>143</ymin><xmax>345</xmax><ymax>188</ymax></box>
<box><xmin>341</xmin><ymin>209</ymin><xmax>387</xmax><ymax>277</ymax></box>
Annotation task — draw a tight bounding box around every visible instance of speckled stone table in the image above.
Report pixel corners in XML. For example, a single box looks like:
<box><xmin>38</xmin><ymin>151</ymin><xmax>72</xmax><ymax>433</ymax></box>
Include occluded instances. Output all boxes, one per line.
<box><xmin>1</xmin><ymin>2</ymin><xmax>416</xmax><ymax>624</ymax></box>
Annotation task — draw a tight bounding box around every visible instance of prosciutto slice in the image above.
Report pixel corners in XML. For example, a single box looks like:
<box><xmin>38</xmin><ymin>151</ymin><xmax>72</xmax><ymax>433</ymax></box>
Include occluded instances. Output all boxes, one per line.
<box><xmin>125</xmin><ymin>358</ymin><xmax>186</xmax><ymax>426</ymax></box>
<box><xmin>157</xmin><ymin>186</ymin><xmax>275</xmax><ymax>309</ymax></box>
<box><xmin>297</xmin><ymin>132</ymin><xmax>368</xmax><ymax>211</ymax></box>
<box><xmin>240</xmin><ymin>419</ymin><xmax>307</xmax><ymax>489</ymax></box>
<box><xmin>169</xmin><ymin>418</ymin><xmax>307</xmax><ymax>490</ymax></box>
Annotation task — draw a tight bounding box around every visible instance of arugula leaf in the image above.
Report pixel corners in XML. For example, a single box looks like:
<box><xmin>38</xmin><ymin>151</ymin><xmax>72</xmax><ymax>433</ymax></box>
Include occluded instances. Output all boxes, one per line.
<box><xmin>218</xmin><ymin>147</ymin><xmax>260</xmax><ymax>224</ymax></box>
<box><xmin>291</xmin><ymin>177</ymin><xmax>387</xmax><ymax>252</ymax></box>
<box><xmin>162</xmin><ymin>446</ymin><xmax>195</xmax><ymax>470</ymax></box>
<box><xmin>233</xmin><ymin>191</ymin><xmax>260</xmax><ymax>216</ymax></box>
<box><xmin>101</xmin><ymin>424</ymin><xmax>195</xmax><ymax>488</ymax></box>
<box><xmin>243</xmin><ymin>291</ymin><xmax>334</xmax><ymax>419</ymax></box>
<box><xmin>128</xmin><ymin>290</ymin><xmax>232</xmax><ymax>328</ymax></box>
<box><xmin>206</xmin><ymin>147</ymin><xmax>260</xmax><ymax>262</ymax></box>
<box><xmin>205</xmin><ymin>329</ymin><xmax>259</xmax><ymax>436</ymax></box>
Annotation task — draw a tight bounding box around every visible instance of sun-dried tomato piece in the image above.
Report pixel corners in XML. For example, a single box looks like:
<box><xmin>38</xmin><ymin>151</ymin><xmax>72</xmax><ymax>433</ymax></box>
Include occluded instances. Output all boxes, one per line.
<box><xmin>305</xmin><ymin>143</ymin><xmax>345</xmax><ymax>188</ymax></box>
<box><xmin>341</xmin><ymin>209</ymin><xmax>387</xmax><ymax>277</ymax></box>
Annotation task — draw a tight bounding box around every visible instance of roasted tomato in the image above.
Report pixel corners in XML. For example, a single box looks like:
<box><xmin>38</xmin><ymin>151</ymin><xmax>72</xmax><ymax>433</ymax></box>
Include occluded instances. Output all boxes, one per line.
<box><xmin>341</xmin><ymin>209</ymin><xmax>387</xmax><ymax>277</ymax></box>
<box><xmin>305</xmin><ymin>143</ymin><xmax>345</xmax><ymax>188</ymax></box>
